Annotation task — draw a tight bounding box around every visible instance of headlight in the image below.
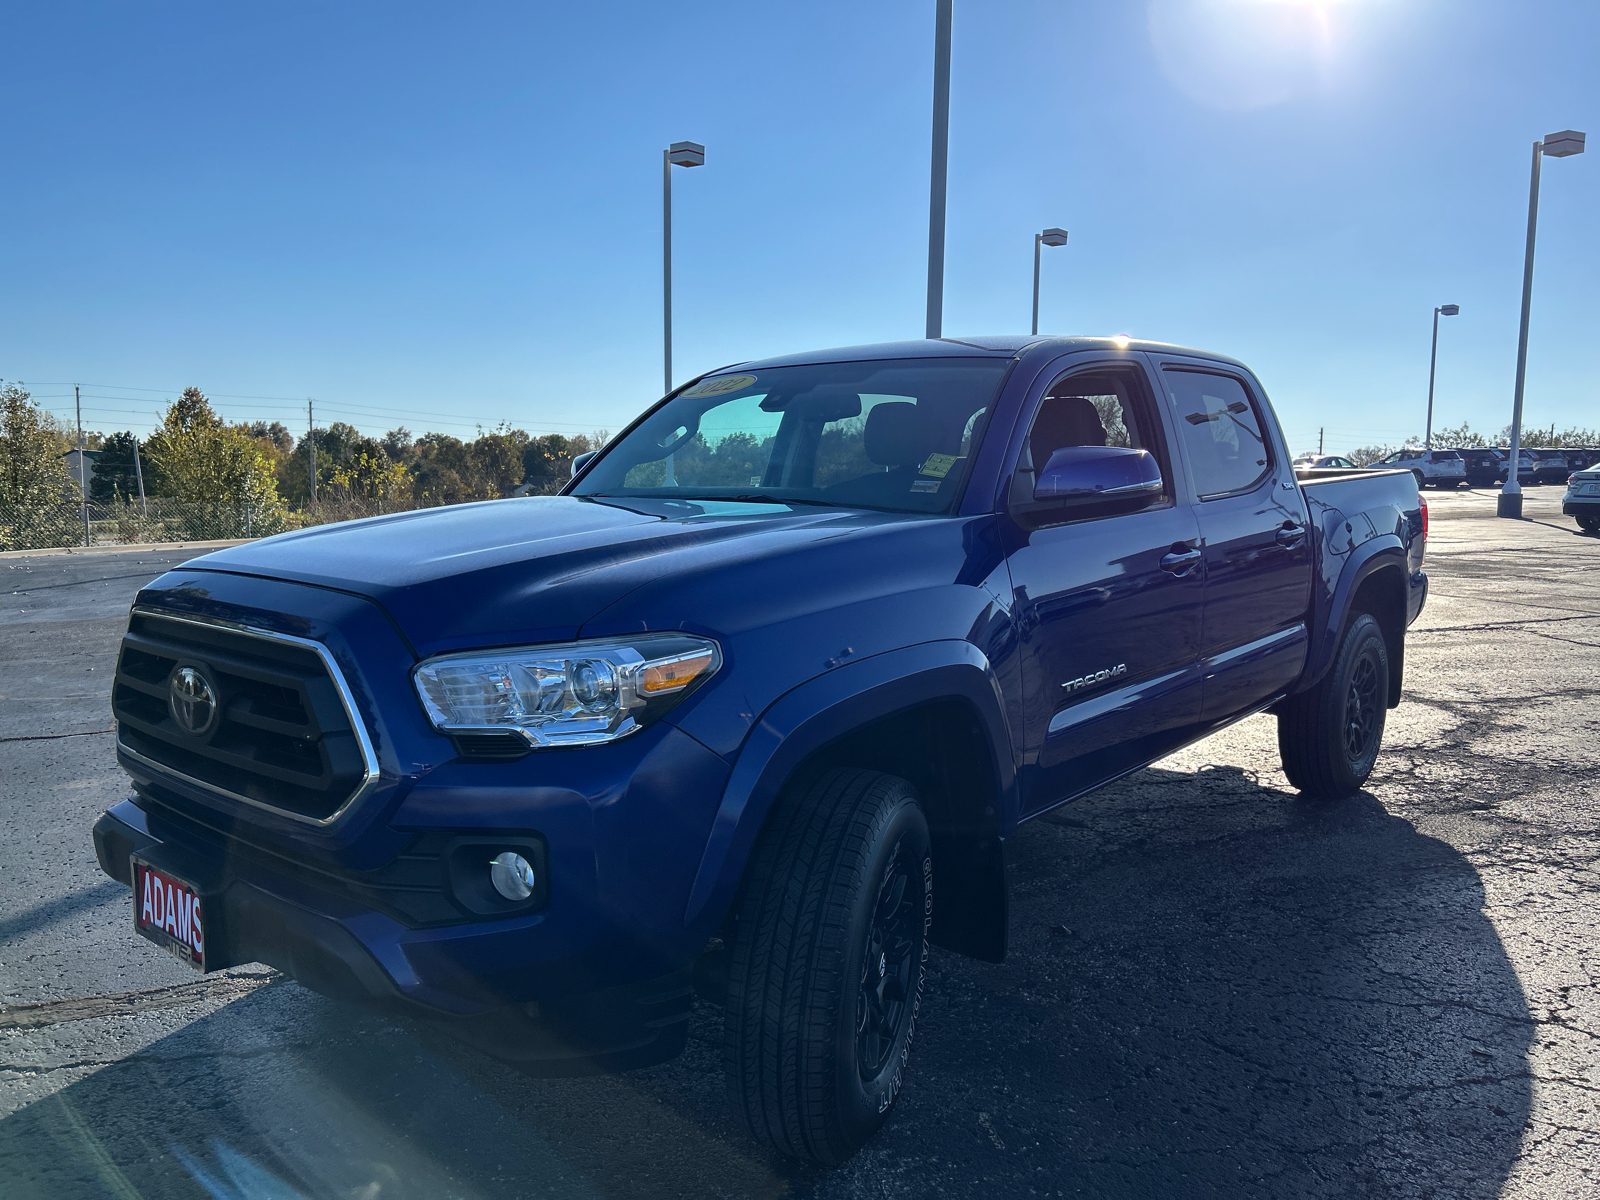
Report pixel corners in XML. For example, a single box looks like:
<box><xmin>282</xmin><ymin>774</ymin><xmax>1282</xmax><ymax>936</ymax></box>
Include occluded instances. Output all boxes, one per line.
<box><xmin>413</xmin><ymin>634</ymin><xmax>721</xmax><ymax>748</ymax></box>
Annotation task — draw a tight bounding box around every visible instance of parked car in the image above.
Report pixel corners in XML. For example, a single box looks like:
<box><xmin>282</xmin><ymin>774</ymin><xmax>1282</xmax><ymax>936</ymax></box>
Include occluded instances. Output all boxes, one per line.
<box><xmin>1563</xmin><ymin>466</ymin><xmax>1600</xmax><ymax>533</ymax></box>
<box><xmin>1375</xmin><ymin>448</ymin><xmax>1466</xmax><ymax>488</ymax></box>
<box><xmin>1294</xmin><ymin>454</ymin><xmax>1357</xmax><ymax>470</ymax></box>
<box><xmin>92</xmin><ymin>335</ymin><xmax>1428</xmax><ymax>1164</ymax></box>
<box><xmin>1489</xmin><ymin>448</ymin><xmax>1540</xmax><ymax>486</ymax></box>
<box><xmin>1528</xmin><ymin>448</ymin><xmax>1575</xmax><ymax>486</ymax></box>
<box><xmin>1557</xmin><ymin>447</ymin><xmax>1599</xmax><ymax>474</ymax></box>
<box><xmin>1453</xmin><ymin>448</ymin><xmax>1503</xmax><ymax>488</ymax></box>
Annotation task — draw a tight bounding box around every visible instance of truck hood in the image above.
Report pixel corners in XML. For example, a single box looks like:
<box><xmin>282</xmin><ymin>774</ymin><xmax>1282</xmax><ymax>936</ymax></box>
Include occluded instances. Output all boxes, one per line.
<box><xmin>184</xmin><ymin>495</ymin><xmax>919</xmax><ymax>657</ymax></box>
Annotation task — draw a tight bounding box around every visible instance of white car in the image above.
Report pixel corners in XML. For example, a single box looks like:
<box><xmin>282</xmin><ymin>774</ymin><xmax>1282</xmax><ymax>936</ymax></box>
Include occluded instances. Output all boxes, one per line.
<box><xmin>1528</xmin><ymin>448</ymin><xmax>1574</xmax><ymax>486</ymax></box>
<box><xmin>1375</xmin><ymin>449</ymin><xmax>1466</xmax><ymax>488</ymax></box>
<box><xmin>1563</xmin><ymin>467</ymin><xmax>1600</xmax><ymax>533</ymax></box>
<box><xmin>1293</xmin><ymin>454</ymin><xmax>1357</xmax><ymax>470</ymax></box>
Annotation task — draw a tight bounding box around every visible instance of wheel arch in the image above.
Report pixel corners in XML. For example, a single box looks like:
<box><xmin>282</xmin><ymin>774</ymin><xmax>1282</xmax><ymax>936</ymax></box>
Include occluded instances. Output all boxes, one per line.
<box><xmin>682</xmin><ymin>640</ymin><xmax>1017</xmax><ymax>963</ymax></box>
<box><xmin>1297</xmin><ymin>540</ymin><xmax>1410</xmax><ymax>705</ymax></box>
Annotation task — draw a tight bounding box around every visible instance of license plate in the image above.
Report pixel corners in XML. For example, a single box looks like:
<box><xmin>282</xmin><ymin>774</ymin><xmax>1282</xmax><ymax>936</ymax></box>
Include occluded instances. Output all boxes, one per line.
<box><xmin>133</xmin><ymin>856</ymin><xmax>209</xmax><ymax>971</ymax></box>
<box><xmin>1583</xmin><ymin>483</ymin><xmax>1600</xmax><ymax>496</ymax></box>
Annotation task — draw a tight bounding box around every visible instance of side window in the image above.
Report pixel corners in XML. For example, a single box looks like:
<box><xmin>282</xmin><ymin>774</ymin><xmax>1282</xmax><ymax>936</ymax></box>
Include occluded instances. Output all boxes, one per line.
<box><xmin>1013</xmin><ymin>368</ymin><xmax>1171</xmax><ymax>510</ymax></box>
<box><xmin>1165</xmin><ymin>370</ymin><xmax>1271</xmax><ymax>499</ymax></box>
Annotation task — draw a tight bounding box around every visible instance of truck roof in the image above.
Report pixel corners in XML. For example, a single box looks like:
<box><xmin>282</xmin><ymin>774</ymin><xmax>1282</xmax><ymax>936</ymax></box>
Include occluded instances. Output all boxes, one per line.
<box><xmin>717</xmin><ymin>335</ymin><xmax>1248</xmax><ymax>374</ymax></box>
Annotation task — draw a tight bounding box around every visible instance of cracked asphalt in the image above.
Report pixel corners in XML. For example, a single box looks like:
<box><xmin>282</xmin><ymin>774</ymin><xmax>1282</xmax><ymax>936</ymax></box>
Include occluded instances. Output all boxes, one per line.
<box><xmin>1</xmin><ymin>487</ymin><xmax>1595</xmax><ymax>1198</ymax></box>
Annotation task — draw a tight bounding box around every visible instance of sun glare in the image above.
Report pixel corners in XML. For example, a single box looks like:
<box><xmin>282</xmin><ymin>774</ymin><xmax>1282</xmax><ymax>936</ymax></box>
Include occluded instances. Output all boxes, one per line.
<box><xmin>1147</xmin><ymin>0</ymin><xmax>1363</xmax><ymax>111</ymax></box>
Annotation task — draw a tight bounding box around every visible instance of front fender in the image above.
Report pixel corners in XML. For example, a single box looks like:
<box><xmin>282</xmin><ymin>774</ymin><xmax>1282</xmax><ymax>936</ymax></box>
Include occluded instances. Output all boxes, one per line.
<box><xmin>680</xmin><ymin>639</ymin><xmax>1016</xmax><ymax>933</ymax></box>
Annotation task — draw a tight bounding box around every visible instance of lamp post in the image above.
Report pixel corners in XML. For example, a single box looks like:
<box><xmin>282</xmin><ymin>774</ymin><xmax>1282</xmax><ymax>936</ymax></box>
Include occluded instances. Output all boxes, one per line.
<box><xmin>662</xmin><ymin>141</ymin><xmax>704</xmax><ymax>488</ymax></box>
<box><xmin>1423</xmin><ymin>303</ymin><xmax>1459</xmax><ymax>450</ymax></box>
<box><xmin>1500</xmin><ymin>129</ymin><xmax>1585</xmax><ymax>518</ymax></box>
<box><xmin>1031</xmin><ymin>227</ymin><xmax>1069</xmax><ymax>336</ymax></box>
<box><xmin>925</xmin><ymin>0</ymin><xmax>953</xmax><ymax>339</ymax></box>
<box><xmin>663</xmin><ymin>140</ymin><xmax>705</xmax><ymax>398</ymax></box>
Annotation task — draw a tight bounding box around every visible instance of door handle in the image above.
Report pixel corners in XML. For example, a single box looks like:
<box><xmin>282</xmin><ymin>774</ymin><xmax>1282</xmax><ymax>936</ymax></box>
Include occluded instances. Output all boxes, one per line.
<box><xmin>1160</xmin><ymin>545</ymin><xmax>1202</xmax><ymax>576</ymax></box>
<box><xmin>1275</xmin><ymin>523</ymin><xmax>1306</xmax><ymax>548</ymax></box>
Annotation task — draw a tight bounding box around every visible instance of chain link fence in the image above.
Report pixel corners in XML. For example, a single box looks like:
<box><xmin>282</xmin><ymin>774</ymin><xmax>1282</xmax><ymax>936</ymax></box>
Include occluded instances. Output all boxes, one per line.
<box><xmin>0</xmin><ymin>495</ymin><xmax>480</xmax><ymax>552</ymax></box>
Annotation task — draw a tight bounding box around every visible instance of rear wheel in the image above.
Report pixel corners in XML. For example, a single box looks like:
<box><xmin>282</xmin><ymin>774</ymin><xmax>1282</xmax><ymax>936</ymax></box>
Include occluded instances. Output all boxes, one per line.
<box><xmin>1578</xmin><ymin>516</ymin><xmax>1600</xmax><ymax>533</ymax></box>
<box><xmin>1278</xmin><ymin>613</ymin><xmax>1390</xmax><ymax>798</ymax></box>
<box><xmin>1412</xmin><ymin>470</ymin><xmax>1426</xmax><ymax>488</ymax></box>
<box><xmin>724</xmin><ymin>768</ymin><xmax>932</xmax><ymax>1165</ymax></box>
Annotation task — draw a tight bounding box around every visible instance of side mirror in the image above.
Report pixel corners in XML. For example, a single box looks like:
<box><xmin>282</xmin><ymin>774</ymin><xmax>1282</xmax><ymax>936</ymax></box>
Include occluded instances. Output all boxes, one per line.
<box><xmin>570</xmin><ymin>450</ymin><xmax>597</xmax><ymax>479</ymax></box>
<box><xmin>1033</xmin><ymin>445</ymin><xmax>1164</xmax><ymax>505</ymax></box>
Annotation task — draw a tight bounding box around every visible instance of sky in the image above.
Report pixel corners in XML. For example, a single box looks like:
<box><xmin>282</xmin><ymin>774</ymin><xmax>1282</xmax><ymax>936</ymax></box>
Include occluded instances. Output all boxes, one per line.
<box><xmin>1</xmin><ymin>0</ymin><xmax>1594</xmax><ymax>457</ymax></box>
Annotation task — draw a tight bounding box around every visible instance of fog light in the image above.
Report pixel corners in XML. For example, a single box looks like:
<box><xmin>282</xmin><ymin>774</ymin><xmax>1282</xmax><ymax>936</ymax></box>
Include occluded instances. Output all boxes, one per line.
<box><xmin>489</xmin><ymin>851</ymin><xmax>537</xmax><ymax>901</ymax></box>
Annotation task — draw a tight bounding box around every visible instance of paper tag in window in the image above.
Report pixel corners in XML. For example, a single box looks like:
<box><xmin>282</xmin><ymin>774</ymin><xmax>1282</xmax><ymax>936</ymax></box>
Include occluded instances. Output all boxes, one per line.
<box><xmin>681</xmin><ymin>374</ymin><xmax>757</xmax><ymax>398</ymax></box>
<box><xmin>910</xmin><ymin>479</ymin><xmax>941</xmax><ymax>494</ymax></box>
<box><xmin>919</xmin><ymin>453</ymin><xmax>957</xmax><ymax>478</ymax></box>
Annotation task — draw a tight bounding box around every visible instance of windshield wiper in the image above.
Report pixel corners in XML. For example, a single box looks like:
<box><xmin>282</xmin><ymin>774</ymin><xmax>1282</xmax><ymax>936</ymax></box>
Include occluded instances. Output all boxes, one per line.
<box><xmin>721</xmin><ymin>493</ymin><xmax>842</xmax><ymax>508</ymax></box>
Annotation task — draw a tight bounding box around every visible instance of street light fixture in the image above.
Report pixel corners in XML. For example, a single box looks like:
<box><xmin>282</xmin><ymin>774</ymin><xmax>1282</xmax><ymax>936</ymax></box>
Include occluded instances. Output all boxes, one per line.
<box><xmin>1031</xmin><ymin>227</ymin><xmax>1069</xmax><ymax>337</ymax></box>
<box><xmin>1423</xmin><ymin>303</ymin><xmax>1459</xmax><ymax>451</ymax></box>
<box><xmin>1500</xmin><ymin>129</ymin><xmax>1585</xmax><ymax>518</ymax></box>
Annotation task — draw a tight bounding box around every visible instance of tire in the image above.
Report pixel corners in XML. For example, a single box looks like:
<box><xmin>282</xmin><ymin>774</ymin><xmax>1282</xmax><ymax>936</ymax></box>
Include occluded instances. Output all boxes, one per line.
<box><xmin>1412</xmin><ymin>470</ymin><xmax>1426</xmax><ymax>487</ymax></box>
<box><xmin>1578</xmin><ymin>516</ymin><xmax>1600</xmax><ymax>533</ymax></box>
<box><xmin>1277</xmin><ymin>613</ymin><xmax>1390</xmax><ymax>799</ymax></box>
<box><xmin>724</xmin><ymin>767</ymin><xmax>932</xmax><ymax>1165</ymax></box>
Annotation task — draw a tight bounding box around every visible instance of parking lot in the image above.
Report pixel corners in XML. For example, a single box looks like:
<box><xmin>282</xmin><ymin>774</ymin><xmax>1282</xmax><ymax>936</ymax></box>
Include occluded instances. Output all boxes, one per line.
<box><xmin>1</xmin><ymin>487</ymin><xmax>1595</xmax><ymax>1199</ymax></box>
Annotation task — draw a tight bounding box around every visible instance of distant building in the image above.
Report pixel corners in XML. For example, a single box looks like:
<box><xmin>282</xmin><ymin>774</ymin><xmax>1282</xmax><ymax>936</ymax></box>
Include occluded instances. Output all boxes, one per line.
<box><xmin>62</xmin><ymin>449</ymin><xmax>102</xmax><ymax>494</ymax></box>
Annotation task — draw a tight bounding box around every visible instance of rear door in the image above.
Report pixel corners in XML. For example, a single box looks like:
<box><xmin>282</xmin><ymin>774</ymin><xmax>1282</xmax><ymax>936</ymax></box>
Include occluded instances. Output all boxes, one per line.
<box><xmin>998</xmin><ymin>357</ymin><xmax>1205</xmax><ymax>815</ymax></box>
<box><xmin>1156</xmin><ymin>360</ymin><xmax>1313</xmax><ymax>723</ymax></box>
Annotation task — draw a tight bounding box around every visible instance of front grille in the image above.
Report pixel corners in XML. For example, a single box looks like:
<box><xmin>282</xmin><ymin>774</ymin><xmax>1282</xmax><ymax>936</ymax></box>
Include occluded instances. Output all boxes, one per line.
<box><xmin>113</xmin><ymin>610</ymin><xmax>373</xmax><ymax>822</ymax></box>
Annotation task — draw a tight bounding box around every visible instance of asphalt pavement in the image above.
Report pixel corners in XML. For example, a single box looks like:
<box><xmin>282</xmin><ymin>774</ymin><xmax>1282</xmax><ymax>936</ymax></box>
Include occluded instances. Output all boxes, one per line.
<box><xmin>1</xmin><ymin>488</ymin><xmax>1596</xmax><ymax>1199</ymax></box>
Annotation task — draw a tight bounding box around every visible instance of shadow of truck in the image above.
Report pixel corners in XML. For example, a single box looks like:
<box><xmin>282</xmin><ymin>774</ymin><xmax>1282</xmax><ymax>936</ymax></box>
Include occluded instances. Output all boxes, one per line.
<box><xmin>0</xmin><ymin>764</ymin><xmax>1532</xmax><ymax>1200</ymax></box>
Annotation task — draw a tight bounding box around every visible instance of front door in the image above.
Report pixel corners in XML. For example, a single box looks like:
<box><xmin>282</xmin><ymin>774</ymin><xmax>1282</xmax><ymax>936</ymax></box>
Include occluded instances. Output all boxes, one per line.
<box><xmin>1002</xmin><ymin>362</ymin><xmax>1205</xmax><ymax>816</ymax></box>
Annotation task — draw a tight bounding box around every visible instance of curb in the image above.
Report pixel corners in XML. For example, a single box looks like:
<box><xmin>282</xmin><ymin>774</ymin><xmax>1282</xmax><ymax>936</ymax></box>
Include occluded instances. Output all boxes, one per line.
<box><xmin>0</xmin><ymin>538</ymin><xmax>257</xmax><ymax>562</ymax></box>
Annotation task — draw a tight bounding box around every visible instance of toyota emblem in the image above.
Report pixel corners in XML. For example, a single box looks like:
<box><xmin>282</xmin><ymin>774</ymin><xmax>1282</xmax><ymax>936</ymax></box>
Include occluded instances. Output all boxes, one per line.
<box><xmin>169</xmin><ymin>666</ymin><xmax>219</xmax><ymax>736</ymax></box>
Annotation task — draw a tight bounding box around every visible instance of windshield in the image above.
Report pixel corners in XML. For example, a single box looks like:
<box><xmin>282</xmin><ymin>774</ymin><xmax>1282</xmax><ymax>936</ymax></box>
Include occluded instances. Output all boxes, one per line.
<box><xmin>571</xmin><ymin>358</ymin><xmax>1011</xmax><ymax>514</ymax></box>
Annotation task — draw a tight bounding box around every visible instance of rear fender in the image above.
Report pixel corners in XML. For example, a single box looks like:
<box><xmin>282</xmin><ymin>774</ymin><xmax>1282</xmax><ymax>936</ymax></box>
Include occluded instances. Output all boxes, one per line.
<box><xmin>1296</xmin><ymin>537</ymin><xmax>1408</xmax><ymax>695</ymax></box>
<box><xmin>680</xmin><ymin>641</ymin><xmax>1016</xmax><ymax>941</ymax></box>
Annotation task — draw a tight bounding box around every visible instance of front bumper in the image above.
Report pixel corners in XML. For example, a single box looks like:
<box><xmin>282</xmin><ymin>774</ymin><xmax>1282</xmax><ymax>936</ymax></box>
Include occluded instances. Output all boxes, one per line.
<box><xmin>93</xmin><ymin>799</ymin><xmax>700</xmax><ymax>1070</ymax></box>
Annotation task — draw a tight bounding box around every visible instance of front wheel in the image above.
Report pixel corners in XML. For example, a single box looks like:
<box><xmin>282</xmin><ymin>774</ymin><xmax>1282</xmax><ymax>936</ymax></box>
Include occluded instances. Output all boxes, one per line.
<box><xmin>724</xmin><ymin>768</ymin><xmax>932</xmax><ymax>1165</ymax></box>
<box><xmin>1277</xmin><ymin>613</ymin><xmax>1390</xmax><ymax>798</ymax></box>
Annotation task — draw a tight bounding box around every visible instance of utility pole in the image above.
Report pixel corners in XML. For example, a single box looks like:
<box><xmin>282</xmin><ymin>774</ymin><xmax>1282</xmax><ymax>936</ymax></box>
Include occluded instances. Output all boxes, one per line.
<box><xmin>925</xmin><ymin>0</ymin><xmax>953</xmax><ymax>339</ymax></box>
<box><xmin>132</xmin><ymin>435</ymin><xmax>148</xmax><ymax>523</ymax></box>
<box><xmin>307</xmin><ymin>398</ymin><xmax>317</xmax><ymax>512</ymax></box>
<box><xmin>1319</xmin><ymin>428</ymin><xmax>1324</xmax><ymax>456</ymax></box>
<box><xmin>75</xmin><ymin>384</ymin><xmax>90</xmax><ymax>547</ymax></box>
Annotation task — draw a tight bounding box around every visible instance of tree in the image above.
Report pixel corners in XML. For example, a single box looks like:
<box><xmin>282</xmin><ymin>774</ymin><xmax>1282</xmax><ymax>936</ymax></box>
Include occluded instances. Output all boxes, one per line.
<box><xmin>522</xmin><ymin>434</ymin><xmax>574</xmax><ymax>493</ymax></box>
<box><xmin>144</xmin><ymin>387</ymin><xmax>287</xmax><ymax>536</ymax></box>
<box><xmin>89</xmin><ymin>431</ymin><xmax>151</xmax><ymax>502</ymax></box>
<box><xmin>1511</xmin><ymin>423</ymin><xmax>1600</xmax><ymax>448</ymax></box>
<box><xmin>381</xmin><ymin>427</ymin><xmax>416</xmax><ymax>464</ymax></box>
<box><xmin>469</xmin><ymin>423</ymin><xmax>528</xmax><ymax>496</ymax></box>
<box><xmin>330</xmin><ymin>450</ymin><xmax>410</xmax><ymax>503</ymax></box>
<box><xmin>0</xmin><ymin>381</ymin><xmax>80</xmax><ymax>549</ymax></box>
<box><xmin>1433</xmin><ymin>423</ymin><xmax>1487</xmax><ymax>448</ymax></box>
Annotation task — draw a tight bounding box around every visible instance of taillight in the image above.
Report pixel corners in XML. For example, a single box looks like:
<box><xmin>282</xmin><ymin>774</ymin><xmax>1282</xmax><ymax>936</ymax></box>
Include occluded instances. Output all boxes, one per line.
<box><xmin>1419</xmin><ymin>496</ymin><xmax>1429</xmax><ymax>544</ymax></box>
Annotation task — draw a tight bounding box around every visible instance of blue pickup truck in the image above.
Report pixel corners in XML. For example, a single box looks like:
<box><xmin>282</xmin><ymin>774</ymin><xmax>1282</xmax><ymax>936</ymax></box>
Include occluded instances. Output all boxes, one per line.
<box><xmin>93</xmin><ymin>336</ymin><xmax>1426</xmax><ymax>1163</ymax></box>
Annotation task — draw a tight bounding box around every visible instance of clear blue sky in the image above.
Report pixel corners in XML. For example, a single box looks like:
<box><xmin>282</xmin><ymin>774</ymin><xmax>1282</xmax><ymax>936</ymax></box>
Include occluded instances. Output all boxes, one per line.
<box><xmin>1</xmin><ymin>1</ymin><xmax>1594</xmax><ymax>455</ymax></box>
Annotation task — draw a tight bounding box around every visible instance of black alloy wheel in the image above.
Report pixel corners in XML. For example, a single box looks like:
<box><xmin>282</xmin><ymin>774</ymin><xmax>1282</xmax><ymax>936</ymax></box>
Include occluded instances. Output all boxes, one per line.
<box><xmin>856</xmin><ymin>838</ymin><xmax>920</xmax><ymax>1080</ymax></box>
<box><xmin>1343</xmin><ymin>650</ymin><xmax>1383</xmax><ymax>764</ymax></box>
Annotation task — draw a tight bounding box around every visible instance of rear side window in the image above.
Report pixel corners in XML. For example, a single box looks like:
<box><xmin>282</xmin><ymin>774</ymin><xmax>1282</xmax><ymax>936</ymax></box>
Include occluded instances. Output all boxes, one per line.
<box><xmin>1164</xmin><ymin>370</ymin><xmax>1270</xmax><ymax>499</ymax></box>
